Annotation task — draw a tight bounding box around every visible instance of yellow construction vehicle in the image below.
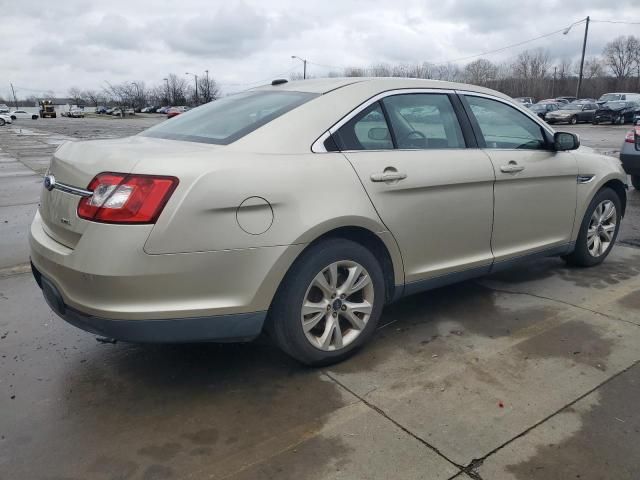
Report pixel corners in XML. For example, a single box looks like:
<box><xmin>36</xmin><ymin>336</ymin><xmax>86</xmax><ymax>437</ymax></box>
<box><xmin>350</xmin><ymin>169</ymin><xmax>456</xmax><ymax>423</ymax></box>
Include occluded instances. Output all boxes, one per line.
<box><xmin>39</xmin><ymin>100</ymin><xmax>57</xmax><ymax>118</ymax></box>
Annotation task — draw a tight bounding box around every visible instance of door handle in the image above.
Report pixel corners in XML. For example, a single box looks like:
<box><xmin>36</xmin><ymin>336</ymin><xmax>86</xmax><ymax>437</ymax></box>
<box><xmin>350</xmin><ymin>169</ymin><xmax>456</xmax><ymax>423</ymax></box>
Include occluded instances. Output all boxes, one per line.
<box><xmin>370</xmin><ymin>169</ymin><xmax>407</xmax><ymax>183</ymax></box>
<box><xmin>500</xmin><ymin>162</ymin><xmax>525</xmax><ymax>173</ymax></box>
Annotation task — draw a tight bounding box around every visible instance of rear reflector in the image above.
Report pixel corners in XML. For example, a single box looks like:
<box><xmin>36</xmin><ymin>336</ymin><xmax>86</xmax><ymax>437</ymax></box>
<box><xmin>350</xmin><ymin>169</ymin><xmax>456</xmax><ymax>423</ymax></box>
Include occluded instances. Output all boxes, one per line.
<box><xmin>77</xmin><ymin>172</ymin><xmax>178</xmax><ymax>224</ymax></box>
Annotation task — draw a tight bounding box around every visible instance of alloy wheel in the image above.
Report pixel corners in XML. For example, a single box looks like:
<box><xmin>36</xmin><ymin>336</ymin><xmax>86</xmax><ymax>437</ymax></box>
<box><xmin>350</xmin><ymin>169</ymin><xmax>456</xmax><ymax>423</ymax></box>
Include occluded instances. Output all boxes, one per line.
<box><xmin>587</xmin><ymin>200</ymin><xmax>617</xmax><ymax>257</ymax></box>
<box><xmin>301</xmin><ymin>260</ymin><xmax>374</xmax><ymax>351</ymax></box>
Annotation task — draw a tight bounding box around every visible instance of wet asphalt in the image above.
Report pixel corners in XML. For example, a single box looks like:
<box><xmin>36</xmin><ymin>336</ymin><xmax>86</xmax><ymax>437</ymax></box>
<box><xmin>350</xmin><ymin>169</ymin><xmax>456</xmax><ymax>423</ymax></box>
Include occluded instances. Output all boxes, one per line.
<box><xmin>0</xmin><ymin>115</ymin><xmax>639</xmax><ymax>480</ymax></box>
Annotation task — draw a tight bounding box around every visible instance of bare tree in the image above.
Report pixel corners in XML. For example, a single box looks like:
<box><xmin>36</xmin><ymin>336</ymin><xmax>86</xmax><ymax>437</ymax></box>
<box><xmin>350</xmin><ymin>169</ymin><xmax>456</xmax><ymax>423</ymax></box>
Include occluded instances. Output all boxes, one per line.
<box><xmin>463</xmin><ymin>59</ymin><xmax>498</xmax><ymax>86</ymax></box>
<box><xmin>68</xmin><ymin>87</ymin><xmax>84</xmax><ymax>106</ymax></box>
<box><xmin>166</xmin><ymin>73</ymin><xmax>189</xmax><ymax>105</ymax></box>
<box><xmin>603</xmin><ymin>35</ymin><xmax>640</xmax><ymax>80</ymax></box>
<box><xmin>198</xmin><ymin>75</ymin><xmax>220</xmax><ymax>103</ymax></box>
<box><xmin>82</xmin><ymin>89</ymin><xmax>105</xmax><ymax>108</ymax></box>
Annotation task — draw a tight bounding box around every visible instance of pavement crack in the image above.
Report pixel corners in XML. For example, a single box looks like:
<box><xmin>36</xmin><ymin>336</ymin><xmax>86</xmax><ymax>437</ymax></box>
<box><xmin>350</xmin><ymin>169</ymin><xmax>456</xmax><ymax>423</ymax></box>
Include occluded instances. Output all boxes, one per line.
<box><xmin>323</xmin><ymin>371</ymin><xmax>465</xmax><ymax>471</ymax></box>
<box><xmin>479</xmin><ymin>284</ymin><xmax>640</xmax><ymax>328</ymax></box>
<box><xmin>466</xmin><ymin>358</ymin><xmax>640</xmax><ymax>471</ymax></box>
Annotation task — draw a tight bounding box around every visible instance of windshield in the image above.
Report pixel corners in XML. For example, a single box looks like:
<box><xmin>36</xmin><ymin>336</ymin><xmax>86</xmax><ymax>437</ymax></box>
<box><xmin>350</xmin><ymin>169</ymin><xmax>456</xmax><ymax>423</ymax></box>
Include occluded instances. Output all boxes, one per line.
<box><xmin>560</xmin><ymin>105</ymin><xmax>581</xmax><ymax>110</ymax></box>
<box><xmin>141</xmin><ymin>90</ymin><xmax>318</xmax><ymax>145</ymax></box>
<box><xmin>599</xmin><ymin>94</ymin><xmax>622</xmax><ymax>102</ymax></box>
<box><xmin>529</xmin><ymin>105</ymin><xmax>546</xmax><ymax>111</ymax></box>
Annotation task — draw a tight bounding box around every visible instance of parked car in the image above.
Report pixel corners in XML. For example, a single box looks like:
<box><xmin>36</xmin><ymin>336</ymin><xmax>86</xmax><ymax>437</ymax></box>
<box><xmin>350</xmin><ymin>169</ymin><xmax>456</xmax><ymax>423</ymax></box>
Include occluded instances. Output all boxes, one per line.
<box><xmin>166</xmin><ymin>106</ymin><xmax>188</xmax><ymax>118</ymax></box>
<box><xmin>593</xmin><ymin>101</ymin><xmax>640</xmax><ymax>125</ymax></box>
<box><xmin>0</xmin><ymin>114</ymin><xmax>12</xmax><ymax>126</ymax></box>
<box><xmin>113</xmin><ymin>108</ymin><xmax>135</xmax><ymax>117</ymax></box>
<box><xmin>620</xmin><ymin>122</ymin><xmax>640</xmax><ymax>190</ymax></box>
<box><xmin>156</xmin><ymin>106</ymin><xmax>171</xmax><ymax>114</ymax></box>
<box><xmin>69</xmin><ymin>109</ymin><xmax>85</xmax><ymax>118</ymax></box>
<box><xmin>30</xmin><ymin>78</ymin><xmax>627</xmax><ymax>365</ymax></box>
<box><xmin>528</xmin><ymin>102</ymin><xmax>560</xmax><ymax>120</ymax></box>
<box><xmin>572</xmin><ymin>98</ymin><xmax>596</xmax><ymax>104</ymax></box>
<box><xmin>545</xmin><ymin>102</ymin><xmax>598</xmax><ymax>125</ymax></box>
<box><xmin>556</xmin><ymin>96</ymin><xmax>577</xmax><ymax>103</ymax></box>
<box><xmin>597</xmin><ymin>93</ymin><xmax>640</xmax><ymax>105</ymax></box>
<box><xmin>96</xmin><ymin>106</ymin><xmax>108</xmax><ymax>114</ymax></box>
<box><xmin>514</xmin><ymin>97</ymin><xmax>535</xmax><ymax>106</ymax></box>
<box><xmin>9</xmin><ymin>110</ymin><xmax>38</xmax><ymax>120</ymax></box>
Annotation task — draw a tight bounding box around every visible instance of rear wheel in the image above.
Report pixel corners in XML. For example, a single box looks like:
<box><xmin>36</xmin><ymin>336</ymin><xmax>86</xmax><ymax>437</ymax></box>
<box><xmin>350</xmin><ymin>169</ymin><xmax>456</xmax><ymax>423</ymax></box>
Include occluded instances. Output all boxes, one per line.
<box><xmin>632</xmin><ymin>175</ymin><xmax>640</xmax><ymax>190</ymax></box>
<box><xmin>32</xmin><ymin>115</ymin><xmax>38</xmax><ymax>120</ymax></box>
<box><xmin>570</xmin><ymin>115</ymin><xmax>578</xmax><ymax>125</ymax></box>
<box><xmin>10</xmin><ymin>116</ymin><xmax>16</xmax><ymax>120</ymax></box>
<box><xmin>592</xmin><ymin>119</ymin><xmax>599</xmax><ymax>125</ymax></box>
<box><xmin>564</xmin><ymin>188</ymin><xmax>621</xmax><ymax>267</ymax></box>
<box><xmin>269</xmin><ymin>238</ymin><xmax>385</xmax><ymax>366</ymax></box>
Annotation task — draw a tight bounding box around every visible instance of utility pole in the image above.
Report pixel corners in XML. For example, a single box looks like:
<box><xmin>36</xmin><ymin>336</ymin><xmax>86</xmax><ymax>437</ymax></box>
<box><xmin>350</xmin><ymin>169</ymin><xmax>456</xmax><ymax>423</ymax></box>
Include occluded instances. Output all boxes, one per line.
<box><xmin>576</xmin><ymin>16</ymin><xmax>589</xmax><ymax>99</ymax></box>
<box><xmin>10</xmin><ymin>83</ymin><xmax>18</xmax><ymax>109</ymax></box>
<box><xmin>291</xmin><ymin>56</ymin><xmax>307</xmax><ymax>79</ymax></box>
<box><xmin>552</xmin><ymin>66</ymin><xmax>557</xmax><ymax>97</ymax></box>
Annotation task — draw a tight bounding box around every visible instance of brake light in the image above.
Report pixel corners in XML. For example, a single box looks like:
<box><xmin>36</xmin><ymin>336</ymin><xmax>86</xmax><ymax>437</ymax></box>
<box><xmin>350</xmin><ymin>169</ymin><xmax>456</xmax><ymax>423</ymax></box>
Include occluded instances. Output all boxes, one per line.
<box><xmin>625</xmin><ymin>131</ymin><xmax>635</xmax><ymax>143</ymax></box>
<box><xmin>77</xmin><ymin>172</ymin><xmax>178</xmax><ymax>224</ymax></box>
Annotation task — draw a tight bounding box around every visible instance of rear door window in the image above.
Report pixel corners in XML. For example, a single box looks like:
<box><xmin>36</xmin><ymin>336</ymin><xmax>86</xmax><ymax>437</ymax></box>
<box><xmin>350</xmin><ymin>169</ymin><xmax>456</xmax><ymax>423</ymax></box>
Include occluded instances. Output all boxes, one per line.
<box><xmin>333</xmin><ymin>103</ymin><xmax>393</xmax><ymax>150</ymax></box>
<box><xmin>381</xmin><ymin>94</ymin><xmax>465</xmax><ymax>149</ymax></box>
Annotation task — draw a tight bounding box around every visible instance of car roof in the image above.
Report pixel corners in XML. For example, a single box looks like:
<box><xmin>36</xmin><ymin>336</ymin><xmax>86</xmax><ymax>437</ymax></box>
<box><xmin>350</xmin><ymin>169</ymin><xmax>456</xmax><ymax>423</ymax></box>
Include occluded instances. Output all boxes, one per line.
<box><xmin>252</xmin><ymin>77</ymin><xmax>511</xmax><ymax>99</ymax></box>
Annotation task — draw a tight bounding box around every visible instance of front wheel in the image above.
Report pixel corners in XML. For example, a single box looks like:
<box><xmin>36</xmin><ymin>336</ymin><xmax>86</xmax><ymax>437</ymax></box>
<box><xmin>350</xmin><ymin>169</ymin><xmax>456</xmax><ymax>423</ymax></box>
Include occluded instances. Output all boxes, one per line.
<box><xmin>0</xmin><ymin>118</ymin><xmax>5</xmax><ymax>126</ymax></box>
<box><xmin>269</xmin><ymin>238</ymin><xmax>385</xmax><ymax>366</ymax></box>
<box><xmin>632</xmin><ymin>175</ymin><xmax>640</xmax><ymax>190</ymax></box>
<box><xmin>32</xmin><ymin>115</ymin><xmax>38</xmax><ymax>120</ymax></box>
<box><xmin>564</xmin><ymin>188</ymin><xmax>621</xmax><ymax>267</ymax></box>
<box><xmin>10</xmin><ymin>116</ymin><xmax>16</xmax><ymax>120</ymax></box>
<box><xmin>570</xmin><ymin>115</ymin><xmax>578</xmax><ymax>125</ymax></box>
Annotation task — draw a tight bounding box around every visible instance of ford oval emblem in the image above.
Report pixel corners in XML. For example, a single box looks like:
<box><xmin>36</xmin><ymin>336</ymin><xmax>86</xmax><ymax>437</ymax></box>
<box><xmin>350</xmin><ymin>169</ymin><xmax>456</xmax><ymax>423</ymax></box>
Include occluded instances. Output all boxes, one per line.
<box><xmin>44</xmin><ymin>174</ymin><xmax>56</xmax><ymax>191</ymax></box>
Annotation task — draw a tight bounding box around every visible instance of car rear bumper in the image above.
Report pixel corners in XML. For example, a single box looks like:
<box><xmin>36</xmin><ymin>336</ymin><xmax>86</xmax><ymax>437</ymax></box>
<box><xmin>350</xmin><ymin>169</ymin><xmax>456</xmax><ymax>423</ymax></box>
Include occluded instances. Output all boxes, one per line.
<box><xmin>621</xmin><ymin>146</ymin><xmax>640</xmax><ymax>175</ymax></box>
<box><xmin>32</xmin><ymin>262</ymin><xmax>266</xmax><ymax>342</ymax></box>
<box><xmin>29</xmin><ymin>210</ymin><xmax>305</xmax><ymax>341</ymax></box>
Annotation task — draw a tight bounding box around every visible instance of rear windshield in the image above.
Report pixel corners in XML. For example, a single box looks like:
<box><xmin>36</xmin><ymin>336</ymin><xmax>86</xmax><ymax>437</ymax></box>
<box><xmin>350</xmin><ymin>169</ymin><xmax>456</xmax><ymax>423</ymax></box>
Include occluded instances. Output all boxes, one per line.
<box><xmin>141</xmin><ymin>90</ymin><xmax>318</xmax><ymax>145</ymax></box>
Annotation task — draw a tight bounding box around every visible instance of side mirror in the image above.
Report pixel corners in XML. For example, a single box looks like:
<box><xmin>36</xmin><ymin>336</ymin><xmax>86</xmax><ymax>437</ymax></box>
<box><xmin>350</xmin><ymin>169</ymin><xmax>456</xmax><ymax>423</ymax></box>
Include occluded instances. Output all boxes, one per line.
<box><xmin>554</xmin><ymin>132</ymin><xmax>580</xmax><ymax>151</ymax></box>
<box><xmin>368</xmin><ymin>127</ymin><xmax>390</xmax><ymax>141</ymax></box>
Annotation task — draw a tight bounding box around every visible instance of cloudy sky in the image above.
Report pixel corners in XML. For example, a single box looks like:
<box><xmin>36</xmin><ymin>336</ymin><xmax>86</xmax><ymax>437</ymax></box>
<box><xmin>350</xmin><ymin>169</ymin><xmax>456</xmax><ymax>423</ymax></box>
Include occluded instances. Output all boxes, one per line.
<box><xmin>1</xmin><ymin>0</ymin><xmax>639</xmax><ymax>99</ymax></box>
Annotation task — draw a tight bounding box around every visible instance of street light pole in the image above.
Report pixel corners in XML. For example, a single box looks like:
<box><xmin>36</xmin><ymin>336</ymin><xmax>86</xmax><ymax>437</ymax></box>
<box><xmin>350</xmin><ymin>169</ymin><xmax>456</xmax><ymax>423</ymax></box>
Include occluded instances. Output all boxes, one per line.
<box><xmin>163</xmin><ymin>77</ymin><xmax>169</xmax><ymax>105</ymax></box>
<box><xmin>552</xmin><ymin>66</ymin><xmax>557</xmax><ymax>97</ymax></box>
<box><xmin>186</xmin><ymin>72</ymin><xmax>198</xmax><ymax>105</ymax></box>
<box><xmin>131</xmin><ymin>82</ymin><xmax>140</xmax><ymax>110</ymax></box>
<box><xmin>205</xmin><ymin>69</ymin><xmax>209</xmax><ymax>102</ymax></box>
<box><xmin>291</xmin><ymin>56</ymin><xmax>307</xmax><ymax>79</ymax></box>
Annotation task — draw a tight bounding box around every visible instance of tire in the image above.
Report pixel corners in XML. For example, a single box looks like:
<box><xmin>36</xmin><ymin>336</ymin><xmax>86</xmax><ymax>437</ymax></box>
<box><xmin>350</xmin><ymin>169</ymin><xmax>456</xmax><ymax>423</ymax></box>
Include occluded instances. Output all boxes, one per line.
<box><xmin>10</xmin><ymin>116</ymin><xmax>16</xmax><ymax>120</ymax></box>
<box><xmin>0</xmin><ymin>118</ymin><xmax>5</xmax><ymax>126</ymax></box>
<box><xmin>632</xmin><ymin>175</ymin><xmax>640</xmax><ymax>191</ymax></box>
<box><xmin>32</xmin><ymin>115</ymin><xmax>38</xmax><ymax>120</ymax></box>
<box><xmin>592</xmin><ymin>119</ymin><xmax>599</xmax><ymax>125</ymax></box>
<box><xmin>268</xmin><ymin>238</ymin><xmax>385</xmax><ymax>366</ymax></box>
<box><xmin>564</xmin><ymin>188</ymin><xmax>621</xmax><ymax>267</ymax></box>
<box><xmin>570</xmin><ymin>115</ymin><xmax>578</xmax><ymax>125</ymax></box>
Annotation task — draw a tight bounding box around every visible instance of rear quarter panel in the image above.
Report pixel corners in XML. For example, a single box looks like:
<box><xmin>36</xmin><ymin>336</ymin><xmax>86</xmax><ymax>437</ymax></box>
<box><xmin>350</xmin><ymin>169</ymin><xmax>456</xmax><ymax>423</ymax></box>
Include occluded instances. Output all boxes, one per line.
<box><xmin>139</xmin><ymin>151</ymin><xmax>404</xmax><ymax>284</ymax></box>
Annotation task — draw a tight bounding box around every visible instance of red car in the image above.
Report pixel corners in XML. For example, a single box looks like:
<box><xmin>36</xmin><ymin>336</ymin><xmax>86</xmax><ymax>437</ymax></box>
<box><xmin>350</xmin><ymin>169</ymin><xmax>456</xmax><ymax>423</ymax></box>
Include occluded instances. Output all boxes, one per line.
<box><xmin>166</xmin><ymin>106</ymin><xmax>188</xmax><ymax>118</ymax></box>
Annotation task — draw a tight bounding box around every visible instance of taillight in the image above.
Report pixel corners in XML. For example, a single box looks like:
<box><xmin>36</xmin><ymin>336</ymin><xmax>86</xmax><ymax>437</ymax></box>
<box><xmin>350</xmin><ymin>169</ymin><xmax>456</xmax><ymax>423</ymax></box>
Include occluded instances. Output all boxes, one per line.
<box><xmin>77</xmin><ymin>172</ymin><xmax>178</xmax><ymax>224</ymax></box>
<box><xmin>625</xmin><ymin>131</ymin><xmax>635</xmax><ymax>143</ymax></box>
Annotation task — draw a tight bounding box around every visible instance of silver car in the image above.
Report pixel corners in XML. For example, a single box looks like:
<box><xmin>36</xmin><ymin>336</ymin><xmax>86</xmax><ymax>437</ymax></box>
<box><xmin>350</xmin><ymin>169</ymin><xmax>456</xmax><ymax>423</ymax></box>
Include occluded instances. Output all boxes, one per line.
<box><xmin>30</xmin><ymin>78</ymin><xmax>627</xmax><ymax>365</ymax></box>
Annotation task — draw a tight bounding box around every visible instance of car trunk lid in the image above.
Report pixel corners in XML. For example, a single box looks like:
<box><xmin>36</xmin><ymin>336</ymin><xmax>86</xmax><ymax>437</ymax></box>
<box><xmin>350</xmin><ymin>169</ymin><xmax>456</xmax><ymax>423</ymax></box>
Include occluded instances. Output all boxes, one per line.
<box><xmin>39</xmin><ymin>136</ymin><xmax>212</xmax><ymax>248</ymax></box>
